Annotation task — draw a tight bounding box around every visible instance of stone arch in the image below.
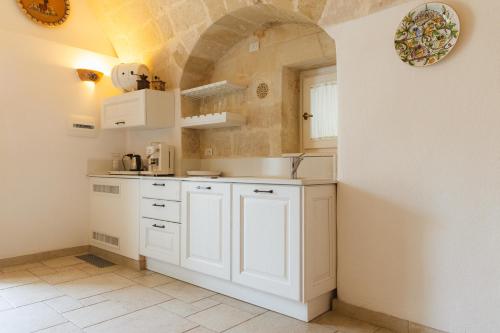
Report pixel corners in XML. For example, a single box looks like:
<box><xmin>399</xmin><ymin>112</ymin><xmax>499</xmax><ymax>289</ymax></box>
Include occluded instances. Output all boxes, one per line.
<box><xmin>178</xmin><ymin>1</ymin><xmax>329</xmax><ymax>89</ymax></box>
<box><xmin>178</xmin><ymin>2</ymin><xmax>338</xmax><ymax>160</ymax></box>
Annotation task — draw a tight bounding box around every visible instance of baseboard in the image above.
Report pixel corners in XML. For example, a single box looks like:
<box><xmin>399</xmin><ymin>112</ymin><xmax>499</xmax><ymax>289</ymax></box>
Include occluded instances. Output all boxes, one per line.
<box><xmin>89</xmin><ymin>246</ymin><xmax>144</xmax><ymax>270</ymax></box>
<box><xmin>332</xmin><ymin>299</ymin><xmax>447</xmax><ymax>333</ymax></box>
<box><xmin>0</xmin><ymin>245</ymin><xmax>90</xmax><ymax>269</ymax></box>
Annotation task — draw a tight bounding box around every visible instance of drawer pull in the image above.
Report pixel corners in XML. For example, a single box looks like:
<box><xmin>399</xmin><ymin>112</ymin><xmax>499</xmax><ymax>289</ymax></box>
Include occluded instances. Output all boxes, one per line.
<box><xmin>196</xmin><ymin>186</ymin><xmax>212</xmax><ymax>190</ymax></box>
<box><xmin>152</xmin><ymin>203</ymin><xmax>165</xmax><ymax>208</ymax></box>
<box><xmin>152</xmin><ymin>224</ymin><xmax>165</xmax><ymax>229</ymax></box>
<box><xmin>254</xmin><ymin>189</ymin><xmax>274</xmax><ymax>194</ymax></box>
<box><xmin>115</xmin><ymin>121</ymin><xmax>125</xmax><ymax>125</ymax></box>
<box><xmin>152</xmin><ymin>183</ymin><xmax>165</xmax><ymax>187</ymax></box>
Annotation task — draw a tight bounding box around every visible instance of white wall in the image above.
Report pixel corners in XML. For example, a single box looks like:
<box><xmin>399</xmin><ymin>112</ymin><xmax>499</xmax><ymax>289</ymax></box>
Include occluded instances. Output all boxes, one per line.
<box><xmin>324</xmin><ymin>0</ymin><xmax>500</xmax><ymax>332</ymax></box>
<box><xmin>0</xmin><ymin>28</ymin><xmax>123</xmax><ymax>259</ymax></box>
<box><xmin>0</xmin><ymin>0</ymin><xmax>115</xmax><ymax>56</ymax></box>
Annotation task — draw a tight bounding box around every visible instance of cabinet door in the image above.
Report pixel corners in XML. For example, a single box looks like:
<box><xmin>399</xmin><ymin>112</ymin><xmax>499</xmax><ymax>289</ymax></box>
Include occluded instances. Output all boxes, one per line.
<box><xmin>101</xmin><ymin>92</ymin><xmax>146</xmax><ymax>129</ymax></box>
<box><xmin>232</xmin><ymin>184</ymin><xmax>301</xmax><ymax>301</ymax></box>
<box><xmin>140</xmin><ymin>219</ymin><xmax>180</xmax><ymax>265</ymax></box>
<box><xmin>181</xmin><ymin>182</ymin><xmax>231</xmax><ymax>280</ymax></box>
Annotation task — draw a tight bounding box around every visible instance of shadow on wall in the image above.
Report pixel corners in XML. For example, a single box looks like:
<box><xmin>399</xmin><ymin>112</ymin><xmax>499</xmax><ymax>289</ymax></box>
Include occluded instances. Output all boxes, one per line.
<box><xmin>337</xmin><ymin>183</ymin><xmax>463</xmax><ymax>330</ymax></box>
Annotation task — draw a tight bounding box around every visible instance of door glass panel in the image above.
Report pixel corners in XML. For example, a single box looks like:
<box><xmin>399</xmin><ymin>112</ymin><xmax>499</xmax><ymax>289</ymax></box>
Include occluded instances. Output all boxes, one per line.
<box><xmin>309</xmin><ymin>82</ymin><xmax>338</xmax><ymax>139</ymax></box>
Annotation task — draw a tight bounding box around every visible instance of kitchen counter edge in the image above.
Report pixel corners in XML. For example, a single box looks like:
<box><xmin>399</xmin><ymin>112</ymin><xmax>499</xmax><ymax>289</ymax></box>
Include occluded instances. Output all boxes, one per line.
<box><xmin>87</xmin><ymin>174</ymin><xmax>337</xmax><ymax>186</ymax></box>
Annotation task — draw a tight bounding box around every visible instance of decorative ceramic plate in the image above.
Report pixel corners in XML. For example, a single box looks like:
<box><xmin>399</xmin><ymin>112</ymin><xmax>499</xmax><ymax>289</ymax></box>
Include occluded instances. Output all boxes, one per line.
<box><xmin>17</xmin><ymin>0</ymin><xmax>70</xmax><ymax>26</ymax></box>
<box><xmin>395</xmin><ymin>2</ymin><xmax>460</xmax><ymax>66</ymax></box>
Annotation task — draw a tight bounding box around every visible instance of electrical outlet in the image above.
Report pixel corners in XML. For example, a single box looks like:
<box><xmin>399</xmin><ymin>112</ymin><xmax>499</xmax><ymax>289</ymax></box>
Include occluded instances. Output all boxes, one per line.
<box><xmin>204</xmin><ymin>148</ymin><xmax>213</xmax><ymax>157</ymax></box>
<box><xmin>249</xmin><ymin>40</ymin><xmax>260</xmax><ymax>53</ymax></box>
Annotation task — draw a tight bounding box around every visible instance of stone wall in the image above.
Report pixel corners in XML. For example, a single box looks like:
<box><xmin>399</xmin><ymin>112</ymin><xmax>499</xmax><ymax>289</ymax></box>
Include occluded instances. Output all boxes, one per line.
<box><xmin>87</xmin><ymin>0</ymin><xmax>408</xmax><ymax>160</ymax></box>
<box><xmin>88</xmin><ymin>0</ymin><xmax>406</xmax><ymax>90</ymax></box>
<box><xmin>185</xmin><ymin>23</ymin><xmax>335</xmax><ymax>159</ymax></box>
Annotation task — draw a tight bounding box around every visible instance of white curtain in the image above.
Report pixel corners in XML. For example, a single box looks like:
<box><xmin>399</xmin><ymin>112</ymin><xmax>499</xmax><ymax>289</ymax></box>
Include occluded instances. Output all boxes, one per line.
<box><xmin>310</xmin><ymin>83</ymin><xmax>338</xmax><ymax>139</ymax></box>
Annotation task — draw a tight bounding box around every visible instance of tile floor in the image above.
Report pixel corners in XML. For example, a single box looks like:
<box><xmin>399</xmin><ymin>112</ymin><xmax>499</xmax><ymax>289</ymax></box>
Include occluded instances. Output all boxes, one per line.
<box><xmin>0</xmin><ymin>255</ymin><xmax>393</xmax><ymax>333</ymax></box>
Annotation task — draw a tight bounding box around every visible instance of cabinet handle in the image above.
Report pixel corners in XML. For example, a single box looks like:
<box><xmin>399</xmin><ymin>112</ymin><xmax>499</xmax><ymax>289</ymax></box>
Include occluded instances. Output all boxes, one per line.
<box><xmin>302</xmin><ymin>113</ymin><xmax>313</xmax><ymax>120</ymax></box>
<box><xmin>196</xmin><ymin>186</ymin><xmax>212</xmax><ymax>190</ymax></box>
<box><xmin>152</xmin><ymin>203</ymin><xmax>165</xmax><ymax>208</ymax></box>
<box><xmin>115</xmin><ymin>121</ymin><xmax>126</xmax><ymax>125</ymax></box>
<box><xmin>254</xmin><ymin>189</ymin><xmax>274</xmax><ymax>194</ymax></box>
<box><xmin>152</xmin><ymin>224</ymin><xmax>165</xmax><ymax>229</ymax></box>
<box><xmin>152</xmin><ymin>183</ymin><xmax>165</xmax><ymax>187</ymax></box>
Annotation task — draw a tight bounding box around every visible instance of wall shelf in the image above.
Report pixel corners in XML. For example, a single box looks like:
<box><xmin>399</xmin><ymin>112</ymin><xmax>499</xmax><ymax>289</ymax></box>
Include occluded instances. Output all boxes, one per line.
<box><xmin>181</xmin><ymin>112</ymin><xmax>245</xmax><ymax>129</ymax></box>
<box><xmin>181</xmin><ymin>80</ymin><xmax>246</xmax><ymax>99</ymax></box>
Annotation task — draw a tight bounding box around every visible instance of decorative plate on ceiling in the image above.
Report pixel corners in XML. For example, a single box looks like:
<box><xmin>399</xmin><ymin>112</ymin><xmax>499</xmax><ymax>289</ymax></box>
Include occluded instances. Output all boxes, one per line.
<box><xmin>17</xmin><ymin>0</ymin><xmax>70</xmax><ymax>27</ymax></box>
<box><xmin>395</xmin><ymin>2</ymin><xmax>460</xmax><ymax>66</ymax></box>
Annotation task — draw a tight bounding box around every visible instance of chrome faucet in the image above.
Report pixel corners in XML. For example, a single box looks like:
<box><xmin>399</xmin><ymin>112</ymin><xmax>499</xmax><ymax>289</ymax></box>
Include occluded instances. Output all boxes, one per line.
<box><xmin>290</xmin><ymin>153</ymin><xmax>306</xmax><ymax>179</ymax></box>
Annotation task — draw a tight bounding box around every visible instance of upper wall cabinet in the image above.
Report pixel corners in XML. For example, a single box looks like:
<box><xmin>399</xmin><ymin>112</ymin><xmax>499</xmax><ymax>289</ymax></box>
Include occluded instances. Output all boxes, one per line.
<box><xmin>102</xmin><ymin>89</ymin><xmax>175</xmax><ymax>130</ymax></box>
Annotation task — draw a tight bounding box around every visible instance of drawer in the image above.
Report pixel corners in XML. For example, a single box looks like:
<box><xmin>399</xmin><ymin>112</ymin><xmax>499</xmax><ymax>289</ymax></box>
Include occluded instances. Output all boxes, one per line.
<box><xmin>141</xmin><ymin>179</ymin><xmax>180</xmax><ymax>201</ymax></box>
<box><xmin>141</xmin><ymin>198</ymin><xmax>180</xmax><ymax>222</ymax></box>
<box><xmin>140</xmin><ymin>218</ymin><xmax>180</xmax><ymax>265</ymax></box>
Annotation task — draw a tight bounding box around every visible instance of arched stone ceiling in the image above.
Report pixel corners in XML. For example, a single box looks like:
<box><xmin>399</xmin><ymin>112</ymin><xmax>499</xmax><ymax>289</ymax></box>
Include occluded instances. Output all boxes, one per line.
<box><xmin>88</xmin><ymin>0</ymin><xmax>408</xmax><ymax>88</ymax></box>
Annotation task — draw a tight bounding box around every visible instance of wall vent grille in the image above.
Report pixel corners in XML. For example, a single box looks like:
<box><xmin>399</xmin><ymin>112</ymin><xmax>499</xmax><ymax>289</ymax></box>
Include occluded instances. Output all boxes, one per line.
<box><xmin>92</xmin><ymin>231</ymin><xmax>119</xmax><ymax>248</ymax></box>
<box><xmin>93</xmin><ymin>184</ymin><xmax>120</xmax><ymax>194</ymax></box>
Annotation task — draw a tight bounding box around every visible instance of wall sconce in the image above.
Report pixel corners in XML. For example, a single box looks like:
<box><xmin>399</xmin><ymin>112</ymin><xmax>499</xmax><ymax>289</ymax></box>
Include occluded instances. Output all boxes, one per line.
<box><xmin>76</xmin><ymin>68</ymin><xmax>103</xmax><ymax>82</ymax></box>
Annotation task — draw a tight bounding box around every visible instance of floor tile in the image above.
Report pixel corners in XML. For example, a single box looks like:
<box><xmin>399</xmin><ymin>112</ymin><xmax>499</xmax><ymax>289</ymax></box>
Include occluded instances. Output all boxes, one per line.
<box><xmin>64</xmin><ymin>300</ymin><xmax>128</xmax><ymax>328</ymax></box>
<box><xmin>64</xmin><ymin>285</ymin><xmax>171</xmax><ymax>328</ymax></box>
<box><xmin>73</xmin><ymin>263</ymin><xmax>121</xmax><ymax>276</ymax></box>
<box><xmin>0</xmin><ymin>270</ymin><xmax>39</xmax><ymax>289</ymax></box>
<box><xmin>40</xmin><ymin>267</ymin><xmax>90</xmax><ymax>284</ymax></box>
<box><xmin>38</xmin><ymin>322</ymin><xmax>83</xmax><ymax>332</ymax></box>
<box><xmin>103</xmin><ymin>284</ymin><xmax>172</xmax><ymax>306</ymax></box>
<box><xmin>187</xmin><ymin>303</ymin><xmax>256</xmax><ymax>332</ymax></box>
<box><xmin>29</xmin><ymin>266</ymin><xmax>58</xmax><ymax>276</ymax></box>
<box><xmin>45</xmin><ymin>295</ymin><xmax>83</xmax><ymax>313</ymax></box>
<box><xmin>132</xmin><ymin>272</ymin><xmax>176</xmax><ymax>287</ymax></box>
<box><xmin>186</xmin><ymin>327</ymin><xmax>217</xmax><ymax>333</ymax></box>
<box><xmin>313</xmin><ymin>312</ymin><xmax>378</xmax><ymax>333</ymax></box>
<box><xmin>158</xmin><ymin>297</ymin><xmax>219</xmax><ymax>317</ymax></box>
<box><xmin>154</xmin><ymin>280</ymin><xmax>216</xmax><ymax>302</ymax></box>
<box><xmin>0</xmin><ymin>295</ymin><xmax>13</xmax><ymax>311</ymax></box>
<box><xmin>84</xmin><ymin>305</ymin><xmax>198</xmax><ymax>333</ymax></box>
<box><xmin>0</xmin><ymin>281</ymin><xmax>64</xmax><ymax>307</ymax></box>
<box><xmin>209</xmin><ymin>294</ymin><xmax>267</xmax><ymax>315</ymax></box>
<box><xmin>225</xmin><ymin>311</ymin><xmax>334</xmax><ymax>333</ymax></box>
<box><xmin>80</xmin><ymin>294</ymin><xmax>107</xmax><ymax>306</ymax></box>
<box><xmin>55</xmin><ymin>273</ymin><xmax>135</xmax><ymax>299</ymax></box>
<box><xmin>43</xmin><ymin>256</ymin><xmax>86</xmax><ymax>268</ymax></box>
<box><xmin>0</xmin><ymin>302</ymin><xmax>66</xmax><ymax>332</ymax></box>
<box><xmin>1</xmin><ymin>262</ymin><xmax>45</xmax><ymax>273</ymax></box>
<box><xmin>113</xmin><ymin>267</ymin><xmax>152</xmax><ymax>279</ymax></box>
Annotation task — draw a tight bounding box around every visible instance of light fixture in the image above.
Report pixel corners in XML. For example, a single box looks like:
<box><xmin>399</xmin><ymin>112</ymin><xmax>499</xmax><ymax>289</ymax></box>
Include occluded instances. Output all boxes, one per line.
<box><xmin>76</xmin><ymin>68</ymin><xmax>103</xmax><ymax>82</ymax></box>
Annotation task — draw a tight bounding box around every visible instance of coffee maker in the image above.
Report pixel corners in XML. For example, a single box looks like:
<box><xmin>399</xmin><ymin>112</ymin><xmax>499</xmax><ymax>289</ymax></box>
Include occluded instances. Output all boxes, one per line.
<box><xmin>145</xmin><ymin>142</ymin><xmax>175</xmax><ymax>175</ymax></box>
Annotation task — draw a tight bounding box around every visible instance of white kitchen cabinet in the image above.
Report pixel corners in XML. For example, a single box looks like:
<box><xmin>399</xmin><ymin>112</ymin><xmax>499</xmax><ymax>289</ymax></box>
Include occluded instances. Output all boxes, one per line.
<box><xmin>303</xmin><ymin>185</ymin><xmax>336</xmax><ymax>301</ymax></box>
<box><xmin>181</xmin><ymin>182</ymin><xmax>231</xmax><ymax>280</ymax></box>
<box><xmin>232</xmin><ymin>184</ymin><xmax>301</xmax><ymax>300</ymax></box>
<box><xmin>140</xmin><ymin>218</ymin><xmax>180</xmax><ymax>265</ymax></box>
<box><xmin>101</xmin><ymin>89</ymin><xmax>175</xmax><ymax>129</ymax></box>
<box><xmin>89</xmin><ymin>177</ymin><xmax>140</xmax><ymax>260</ymax></box>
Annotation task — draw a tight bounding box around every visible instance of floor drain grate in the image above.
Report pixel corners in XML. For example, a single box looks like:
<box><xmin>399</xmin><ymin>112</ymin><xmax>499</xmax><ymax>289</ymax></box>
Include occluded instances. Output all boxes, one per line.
<box><xmin>76</xmin><ymin>254</ymin><xmax>115</xmax><ymax>268</ymax></box>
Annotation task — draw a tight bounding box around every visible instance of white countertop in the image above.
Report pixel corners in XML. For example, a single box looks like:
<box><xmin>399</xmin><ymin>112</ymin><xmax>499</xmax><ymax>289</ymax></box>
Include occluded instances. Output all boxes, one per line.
<box><xmin>87</xmin><ymin>174</ymin><xmax>336</xmax><ymax>186</ymax></box>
